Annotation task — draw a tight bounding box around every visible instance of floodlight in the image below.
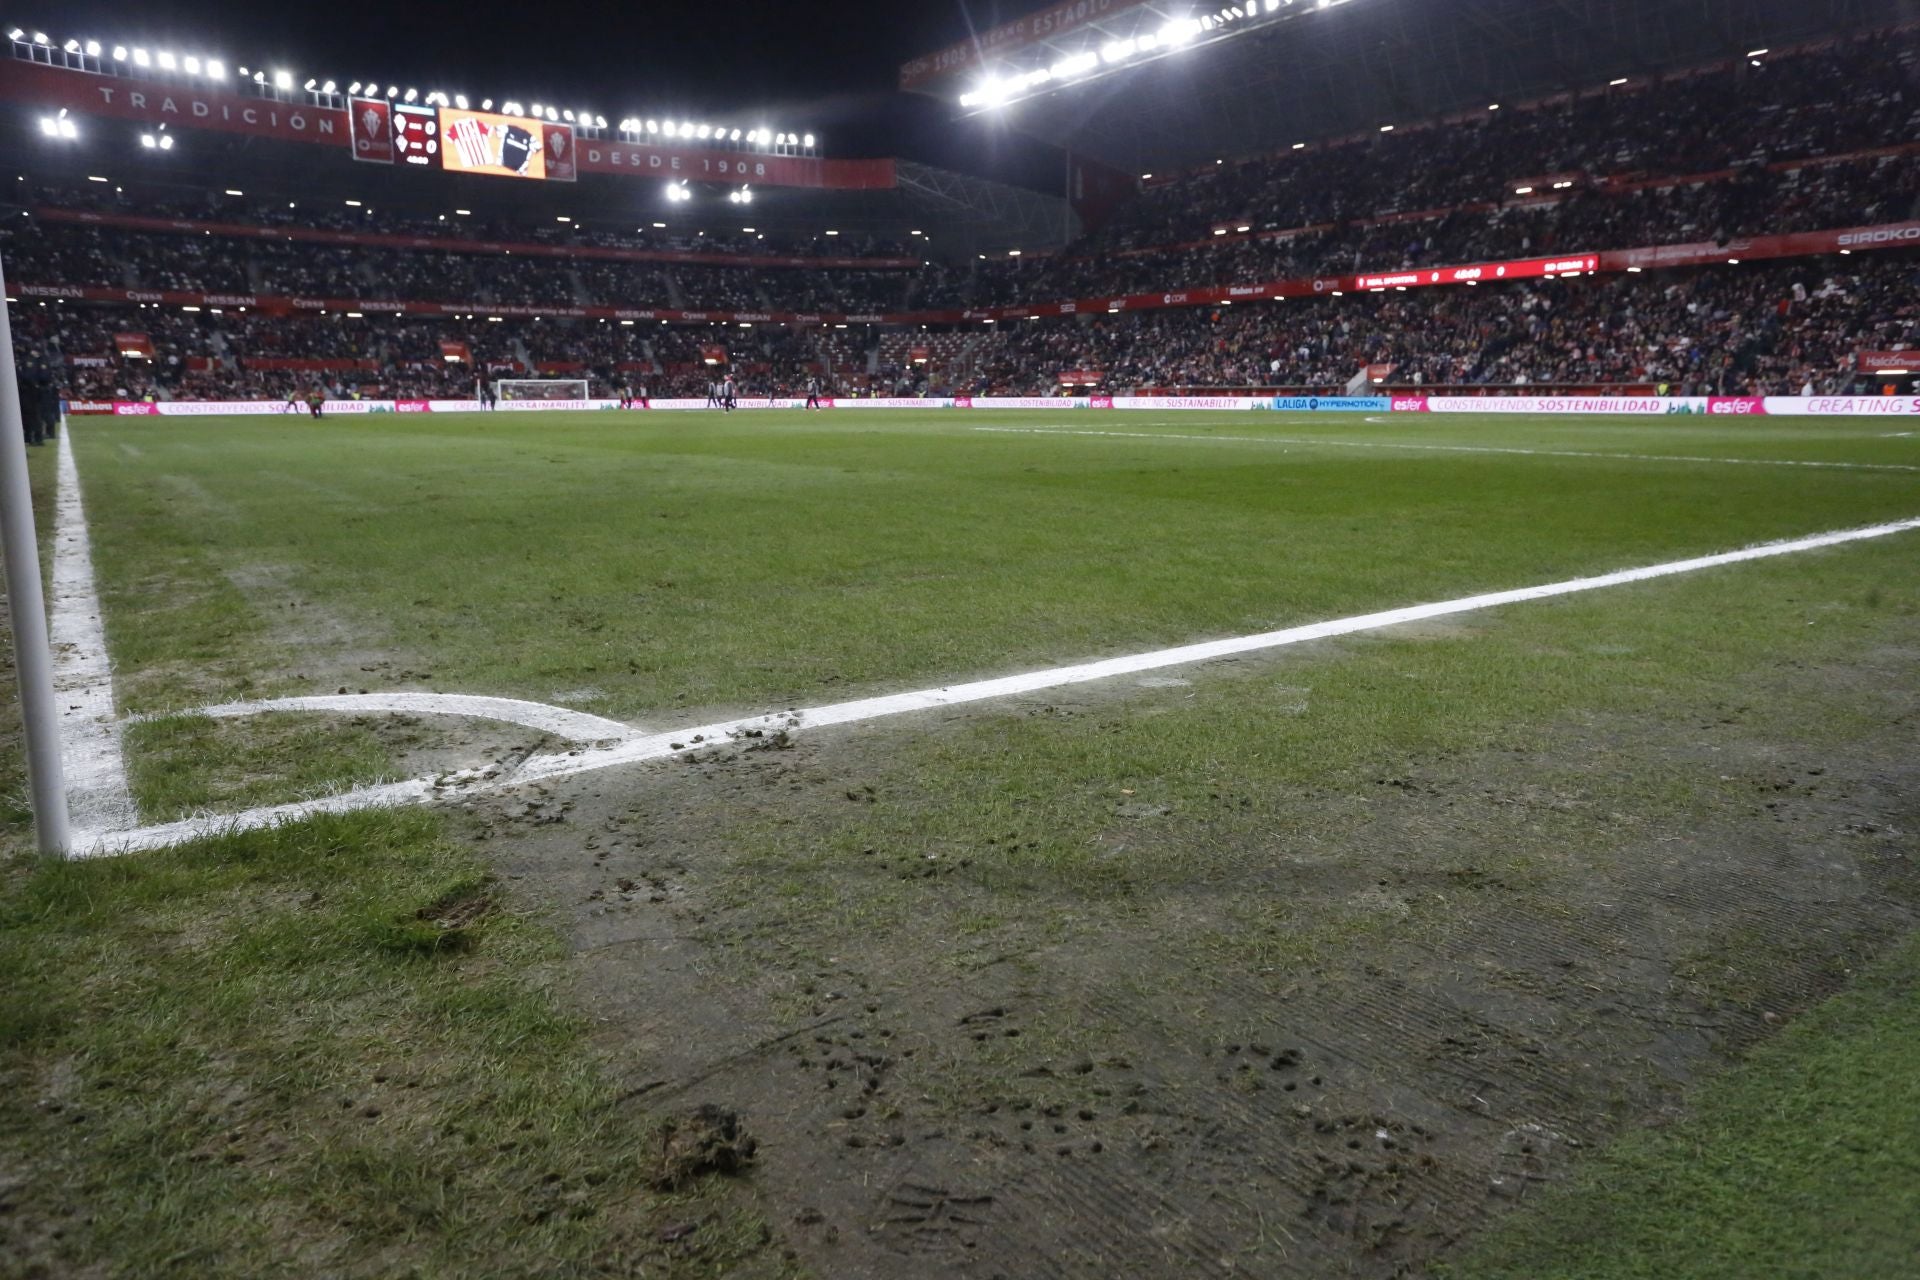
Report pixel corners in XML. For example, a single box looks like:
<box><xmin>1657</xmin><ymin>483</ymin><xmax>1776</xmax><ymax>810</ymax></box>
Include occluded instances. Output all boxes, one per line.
<box><xmin>112</xmin><ymin>45</ymin><xmax>126</xmax><ymax>59</ymax></box>
<box><xmin>63</xmin><ymin>38</ymin><xmax>79</xmax><ymax>53</ymax></box>
<box><xmin>205</xmin><ymin>60</ymin><xmax>223</xmax><ymax>77</ymax></box>
<box><xmin>322</xmin><ymin>80</ymin><xmax>336</xmax><ymax>94</ymax></box>
<box><xmin>304</xmin><ymin>78</ymin><xmax>317</xmax><ymax>90</ymax></box>
<box><xmin>563</xmin><ymin>109</ymin><xmax>575</xmax><ymax>121</ymax></box>
<box><xmin>31</xmin><ymin>31</ymin><xmax>47</xmax><ymax>44</ymax></box>
<box><xmin>273</xmin><ymin>70</ymin><xmax>293</xmax><ymax>89</ymax></box>
<box><xmin>697</xmin><ymin>124</ymin><xmax>712</xmax><ymax>138</ymax></box>
<box><xmin>183</xmin><ymin>55</ymin><xmax>201</xmax><ymax>73</ymax></box>
<box><xmin>455</xmin><ymin>94</ymin><xmax>467</xmax><ymax>108</ymax></box>
<box><xmin>646</xmin><ymin>119</ymin><xmax>658</xmax><ymax>132</ymax></box>
<box><xmin>803</xmin><ymin>133</ymin><xmax>815</xmax><ymax>147</ymax></box>
<box><xmin>729</xmin><ymin>128</ymin><xmax>741</xmax><ymax>140</ymax></box>
<box><xmin>132</xmin><ymin>47</ymin><xmax>150</xmax><ymax>66</ymax></box>
<box><xmin>5</xmin><ymin>28</ymin><xmax>21</xmax><ymax>40</ymax></box>
<box><xmin>139</xmin><ymin>131</ymin><xmax>155</xmax><ymax>146</ymax></box>
<box><xmin>159</xmin><ymin>134</ymin><xmax>173</xmax><ymax>149</ymax></box>
<box><xmin>404</xmin><ymin>86</ymin><xmax>418</xmax><ymax>101</ymax></box>
<box><xmin>85</xmin><ymin>39</ymin><xmax>101</xmax><ymax>56</ymax></box>
<box><xmin>157</xmin><ymin>51</ymin><xmax>177</xmax><ymax>69</ymax></box>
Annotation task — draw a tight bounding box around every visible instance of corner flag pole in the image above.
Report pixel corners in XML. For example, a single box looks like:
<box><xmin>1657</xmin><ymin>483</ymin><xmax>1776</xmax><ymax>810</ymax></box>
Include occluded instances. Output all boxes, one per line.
<box><xmin>0</xmin><ymin>251</ymin><xmax>72</xmax><ymax>857</ymax></box>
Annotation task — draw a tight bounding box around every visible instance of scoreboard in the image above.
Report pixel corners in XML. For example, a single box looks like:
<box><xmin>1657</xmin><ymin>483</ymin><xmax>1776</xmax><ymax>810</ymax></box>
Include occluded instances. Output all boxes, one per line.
<box><xmin>393</xmin><ymin>103</ymin><xmax>437</xmax><ymax>167</ymax></box>
<box><xmin>348</xmin><ymin>99</ymin><xmax>575</xmax><ymax>182</ymax></box>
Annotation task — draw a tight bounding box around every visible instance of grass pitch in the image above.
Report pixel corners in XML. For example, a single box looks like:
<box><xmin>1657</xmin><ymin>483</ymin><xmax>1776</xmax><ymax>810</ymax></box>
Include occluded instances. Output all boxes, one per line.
<box><xmin>70</xmin><ymin>409</ymin><xmax>1920</xmax><ymax>726</ymax></box>
<box><xmin>4</xmin><ymin>407</ymin><xmax>1919</xmax><ymax>1277</ymax></box>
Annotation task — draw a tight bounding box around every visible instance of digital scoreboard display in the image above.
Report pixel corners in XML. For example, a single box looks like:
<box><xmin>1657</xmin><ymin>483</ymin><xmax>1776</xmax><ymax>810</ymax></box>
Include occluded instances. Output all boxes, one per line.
<box><xmin>393</xmin><ymin>103</ymin><xmax>438</xmax><ymax>167</ymax></box>
<box><xmin>439</xmin><ymin>109</ymin><xmax>576</xmax><ymax>182</ymax></box>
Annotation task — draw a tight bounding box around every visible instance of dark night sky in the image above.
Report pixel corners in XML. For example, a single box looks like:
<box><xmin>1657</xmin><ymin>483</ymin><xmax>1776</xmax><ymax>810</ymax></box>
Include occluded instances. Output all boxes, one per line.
<box><xmin>16</xmin><ymin>0</ymin><xmax>1066</xmax><ymax>186</ymax></box>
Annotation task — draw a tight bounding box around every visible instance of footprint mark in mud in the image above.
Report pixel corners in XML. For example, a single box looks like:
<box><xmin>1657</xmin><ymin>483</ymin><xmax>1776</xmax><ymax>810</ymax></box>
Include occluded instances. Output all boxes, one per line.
<box><xmin>874</xmin><ymin>1180</ymin><xmax>996</xmax><ymax>1256</ymax></box>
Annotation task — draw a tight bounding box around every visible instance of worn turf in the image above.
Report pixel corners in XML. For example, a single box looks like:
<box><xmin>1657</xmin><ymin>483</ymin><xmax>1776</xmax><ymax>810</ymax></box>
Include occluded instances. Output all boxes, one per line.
<box><xmin>4</xmin><ymin>407</ymin><xmax>1917</xmax><ymax>1276</ymax></box>
<box><xmin>1442</xmin><ymin>928</ymin><xmax>1920</xmax><ymax>1280</ymax></box>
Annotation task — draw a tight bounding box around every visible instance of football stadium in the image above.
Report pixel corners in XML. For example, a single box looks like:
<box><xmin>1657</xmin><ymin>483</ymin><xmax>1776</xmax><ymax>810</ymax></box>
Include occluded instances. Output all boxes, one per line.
<box><xmin>1</xmin><ymin>0</ymin><xmax>1917</xmax><ymax>1274</ymax></box>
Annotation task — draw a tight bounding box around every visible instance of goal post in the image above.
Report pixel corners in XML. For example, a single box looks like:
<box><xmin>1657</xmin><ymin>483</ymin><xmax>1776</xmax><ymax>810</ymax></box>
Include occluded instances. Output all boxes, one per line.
<box><xmin>494</xmin><ymin>378</ymin><xmax>590</xmax><ymax>401</ymax></box>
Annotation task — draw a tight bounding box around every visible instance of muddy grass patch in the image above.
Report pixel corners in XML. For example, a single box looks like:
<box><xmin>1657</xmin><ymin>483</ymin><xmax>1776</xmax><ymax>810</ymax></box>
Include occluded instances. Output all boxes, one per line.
<box><xmin>0</xmin><ymin>808</ymin><xmax>791</xmax><ymax>1279</ymax></box>
<box><xmin>492</xmin><ymin>621</ymin><xmax>1920</xmax><ymax>1280</ymax></box>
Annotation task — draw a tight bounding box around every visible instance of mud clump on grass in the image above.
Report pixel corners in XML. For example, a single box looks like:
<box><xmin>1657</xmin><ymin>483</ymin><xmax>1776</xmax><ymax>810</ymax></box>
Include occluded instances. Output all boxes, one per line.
<box><xmin>419</xmin><ymin>882</ymin><xmax>497</xmax><ymax>932</ymax></box>
<box><xmin>650</xmin><ymin>1104</ymin><xmax>758</xmax><ymax>1190</ymax></box>
<box><xmin>370</xmin><ymin>880</ymin><xmax>498</xmax><ymax>954</ymax></box>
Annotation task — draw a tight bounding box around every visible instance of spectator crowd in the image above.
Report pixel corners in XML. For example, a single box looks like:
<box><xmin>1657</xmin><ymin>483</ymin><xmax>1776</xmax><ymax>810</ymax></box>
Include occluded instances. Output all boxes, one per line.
<box><xmin>4</xmin><ymin>31</ymin><xmax>1914</xmax><ymax>402</ymax></box>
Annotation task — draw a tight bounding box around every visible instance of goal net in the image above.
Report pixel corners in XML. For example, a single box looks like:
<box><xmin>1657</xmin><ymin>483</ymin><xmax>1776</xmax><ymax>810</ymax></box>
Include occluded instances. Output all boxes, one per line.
<box><xmin>495</xmin><ymin>378</ymin><xmax>590</xmax><ymax>401</ymax></box>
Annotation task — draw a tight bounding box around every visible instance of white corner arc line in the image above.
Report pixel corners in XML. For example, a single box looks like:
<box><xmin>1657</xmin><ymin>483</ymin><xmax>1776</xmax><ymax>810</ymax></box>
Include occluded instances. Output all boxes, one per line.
<box><xmin>972</xmin><ymin>425</ymin><xmax>1920</xmax><ymax>473</ymax></box>
<box><xmin>76</xmin><ymin>515</ymin><xmax>1920</xmax><ymax>857</ymax></box>
<box><xmin>52</xmin><ymin>430</ymin><xmax>136</xmax><ymax>835</ymax></box>
<box><xmin>161</xmin><ymin>693</ymin><xmax>639</xmax><ymax>743</ymax></box>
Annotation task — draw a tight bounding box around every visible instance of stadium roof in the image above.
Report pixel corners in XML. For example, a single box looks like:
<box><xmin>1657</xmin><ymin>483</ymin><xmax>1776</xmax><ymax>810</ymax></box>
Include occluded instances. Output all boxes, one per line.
<box><xmin>907</xmin><ymin>0</ymin><xmax>1914</xmax><ymax>174</ymax></box>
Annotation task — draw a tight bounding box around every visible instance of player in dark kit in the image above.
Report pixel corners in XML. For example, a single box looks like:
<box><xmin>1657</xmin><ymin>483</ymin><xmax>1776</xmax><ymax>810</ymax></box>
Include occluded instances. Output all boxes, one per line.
<box><xmin>720</xmin><ymin>375</ymin><xmax>737</xmax><ymax>412</ymax></box>
<box><xmin>614</xmin><ymin>373</ymin><xmax>632</xmax><ymax>409</ymax></box>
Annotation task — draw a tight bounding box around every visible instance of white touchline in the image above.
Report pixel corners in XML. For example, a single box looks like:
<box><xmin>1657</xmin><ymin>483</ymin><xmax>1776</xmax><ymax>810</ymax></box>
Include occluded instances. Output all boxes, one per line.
<box><xmin>52</xmin><ymin>430</ymin><xmax>136</xmax><ymax>835</ymax></box>
<box><xmin>75</xmin><ymin>515</ymin><xmax>1920</xmax><ymax>857</ymax></box>
<box><xmin>153</xmin><ymin>692</ymin><xmax>639</xmax><ymax>743</ymax></box>
<box><xmin>973</xmin><ymin>425</ymin><xmax>1920</xmax><ymax>473</ymax></box>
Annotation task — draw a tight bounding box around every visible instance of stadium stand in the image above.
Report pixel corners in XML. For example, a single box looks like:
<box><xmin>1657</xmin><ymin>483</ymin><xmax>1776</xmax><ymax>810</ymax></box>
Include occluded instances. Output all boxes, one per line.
<box><xmin>5</xmin><ymin>30</ymin><xmax>1915</xmax><ymax>401</ymax></box>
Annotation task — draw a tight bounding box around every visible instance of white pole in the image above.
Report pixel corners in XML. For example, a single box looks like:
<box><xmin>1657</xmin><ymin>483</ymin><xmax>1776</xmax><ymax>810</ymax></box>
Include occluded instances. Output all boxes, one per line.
<box><xmin>0</xmin><ymin>252</ymin><xmax>72</xmax><ymax>857</ymax></box>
